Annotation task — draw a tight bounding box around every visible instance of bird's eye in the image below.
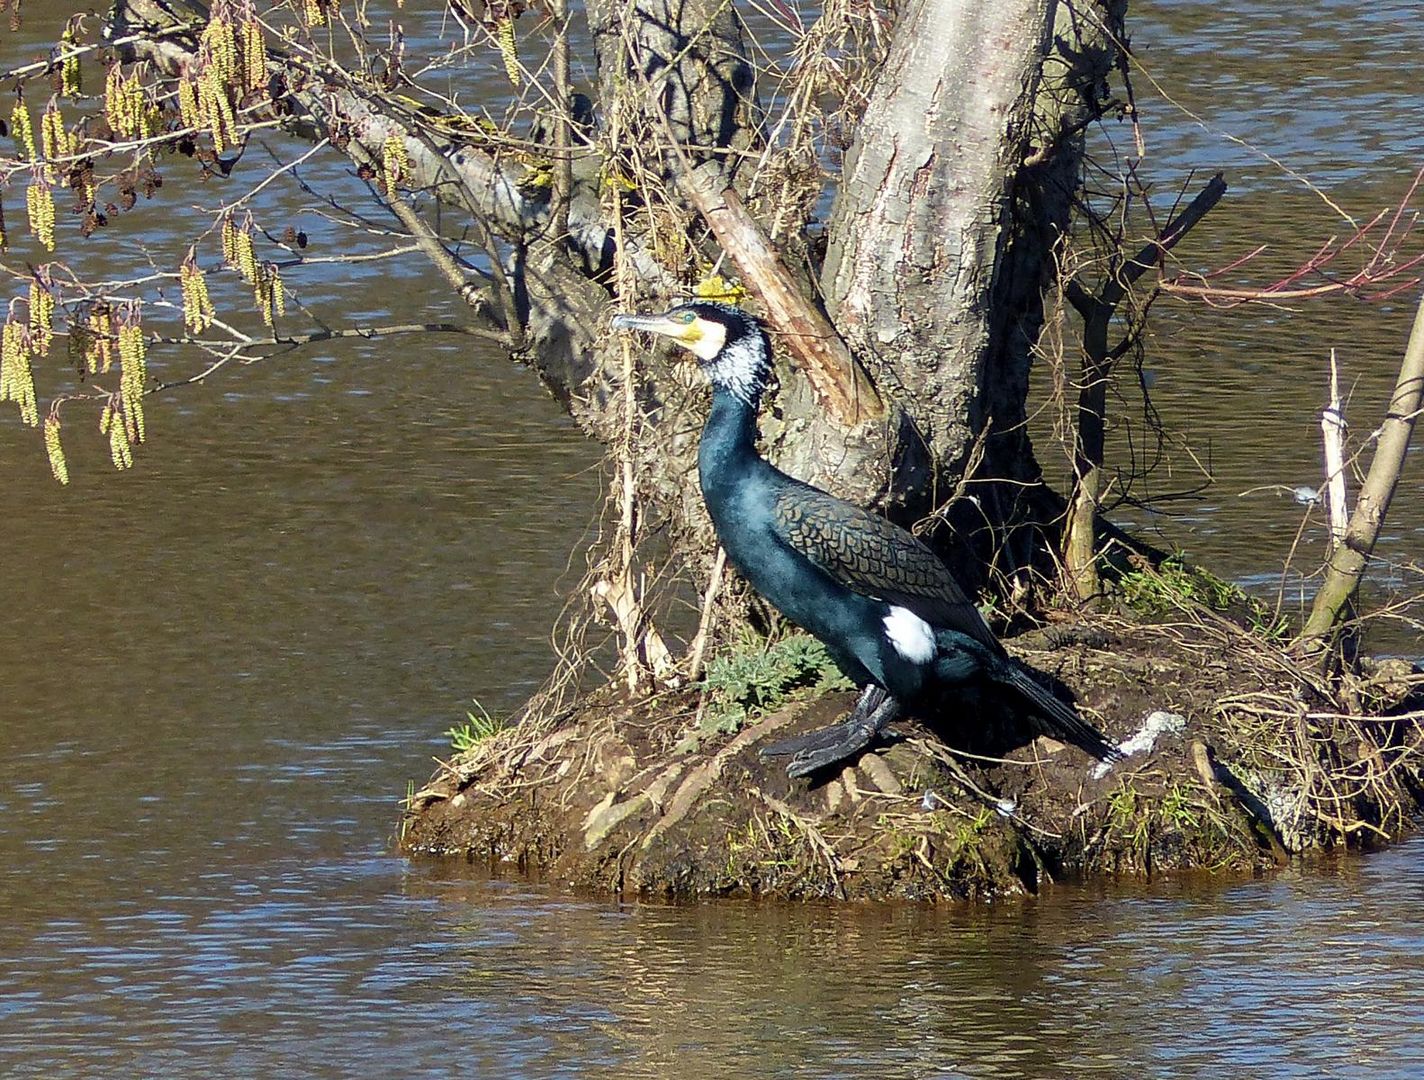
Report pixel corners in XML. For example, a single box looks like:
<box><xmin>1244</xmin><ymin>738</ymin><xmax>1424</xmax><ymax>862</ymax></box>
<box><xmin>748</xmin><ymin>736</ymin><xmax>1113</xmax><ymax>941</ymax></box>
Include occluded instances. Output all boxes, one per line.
<box><xmin>678</xmin><ymin>311</ymin><xmax>697</xmax><ymax>324</ymax></box>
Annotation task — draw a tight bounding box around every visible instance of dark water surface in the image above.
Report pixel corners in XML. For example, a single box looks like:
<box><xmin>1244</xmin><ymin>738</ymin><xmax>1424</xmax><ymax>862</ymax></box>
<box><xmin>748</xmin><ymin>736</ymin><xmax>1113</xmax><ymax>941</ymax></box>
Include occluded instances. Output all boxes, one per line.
<box><xmin>3</xmin><ymin>0</ymin><xmax>1424</xmax><ymax>1075</ymax></box>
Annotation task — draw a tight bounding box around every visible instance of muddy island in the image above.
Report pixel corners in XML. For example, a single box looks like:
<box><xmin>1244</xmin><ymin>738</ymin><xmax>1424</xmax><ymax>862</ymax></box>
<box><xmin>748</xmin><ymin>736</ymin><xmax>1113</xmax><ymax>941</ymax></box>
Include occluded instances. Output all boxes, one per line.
<box><xmin>403</xmin><ymin>595</ymin><xmax>1424</xmax><ymax>900</ymax></box>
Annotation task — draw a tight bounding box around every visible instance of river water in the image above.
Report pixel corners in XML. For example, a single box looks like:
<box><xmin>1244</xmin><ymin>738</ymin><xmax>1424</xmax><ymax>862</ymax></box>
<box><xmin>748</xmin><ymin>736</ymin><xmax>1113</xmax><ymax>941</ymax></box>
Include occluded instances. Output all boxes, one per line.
<box><xmin>2</xmin><ymin>0</ymin><xmax>1423</xmax><ymax>1075</ymax></box>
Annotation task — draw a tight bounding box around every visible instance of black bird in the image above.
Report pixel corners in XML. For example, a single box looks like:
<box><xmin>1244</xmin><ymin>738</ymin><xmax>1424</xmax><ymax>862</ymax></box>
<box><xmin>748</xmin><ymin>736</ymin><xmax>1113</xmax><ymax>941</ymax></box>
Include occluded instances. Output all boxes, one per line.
<box><xmin>611</xmin><ymin>300</ymin><xmax>1117</xmax><ymax>778</ymax></box>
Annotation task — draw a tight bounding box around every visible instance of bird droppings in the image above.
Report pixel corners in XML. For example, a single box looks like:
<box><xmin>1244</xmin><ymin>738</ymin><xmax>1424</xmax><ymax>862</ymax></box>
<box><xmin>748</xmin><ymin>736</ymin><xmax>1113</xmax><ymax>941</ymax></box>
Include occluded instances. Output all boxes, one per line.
<box><xmin>1092</xmin><ymin>710</ymin><xmax>1188</xmax><ymax>779</ymax></box>
<box><xmin>403</xmin><ymin>615</ymin><xmax>1424</xmax><ymax>902</ymax></box>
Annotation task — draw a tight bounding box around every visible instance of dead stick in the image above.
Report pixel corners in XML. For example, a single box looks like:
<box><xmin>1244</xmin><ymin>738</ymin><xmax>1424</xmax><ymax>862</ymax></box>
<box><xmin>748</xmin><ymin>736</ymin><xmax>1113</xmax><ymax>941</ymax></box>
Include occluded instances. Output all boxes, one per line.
<box><xmin>1301</xmin><ymin>285</ymin><xmax>1424</xmax><ymax>647</ymax></box>
<box><xmin>1321</xmin><ymin>348</ymin><xmax>1349</xmax><ymax>544</ymax></box>
<box><xmin>634</xmin><ymin>81</ymin><xmax>883</xmax><ymax>427</ymax></box>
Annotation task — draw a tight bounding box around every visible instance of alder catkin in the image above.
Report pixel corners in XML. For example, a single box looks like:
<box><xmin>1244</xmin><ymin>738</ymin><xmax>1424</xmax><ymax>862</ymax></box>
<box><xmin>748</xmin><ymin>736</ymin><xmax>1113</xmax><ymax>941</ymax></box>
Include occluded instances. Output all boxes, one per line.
<box><xmin>382</xmin><ymin>133</ymin><xmax>409</xmax><ymax>192</ymax></box>
<box><xmin>44</xmin><ymin>416</ymin><xmax>69</xmax><ymax>485</ymax></box>
<box><xmin>28</xmin><ymin>280</ymin><xmax>54</xmax><ymax>356</ymax></box>
<box><xmin>496</xmin><ymin>17</ymin><xmax>520</xmax><ymax>86</ymax></box>
<box><xmin>25</xmin><ymin>180</ymin><xmax>55</xmax><ymax>252</ymax></box>
<box><xmin>59</xmin><ymin>26</ymin><xmax>81</xmax><ymax>97</ymax></box>
<box><xmin>242</xmin><ymin>20</ymin><xmax>267</xmax><ymax>94</ymax></box>
<box><xmin>109</xmin><ymin>412</ymin><xmax>133</xmax><ymax>468</ymax></box>
<box><xmin>11</xmin><ymin>99</ymin><xmax>35</xmax><ymax>160</ymax></box>
<box><xmin>181</xmin><ymin>259</ymin><xmax>214</xmax><ymax>334</ymax></box>
<box><xmin>178</xmin><ymin>79</ymin><xmax>201</xmax><ymax>131</ymax></box>
<box><xmin>1</xmin><ymin>324</ymin><xmax>39</xmax><ymax>427</ymax></box>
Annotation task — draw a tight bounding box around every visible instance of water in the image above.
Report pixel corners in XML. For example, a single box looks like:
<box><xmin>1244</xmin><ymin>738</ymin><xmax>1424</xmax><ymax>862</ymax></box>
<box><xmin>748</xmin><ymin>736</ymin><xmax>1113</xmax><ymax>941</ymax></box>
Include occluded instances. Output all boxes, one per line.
<box><xmin>1067</xmin><ymin>0</ymin><xmax>1424</xmax><ymax>639</ymax></box>
<box><xmin>2</xmin><ymin>0</ymin><xmax>1423</xmax><ymax>1075</ymax></box>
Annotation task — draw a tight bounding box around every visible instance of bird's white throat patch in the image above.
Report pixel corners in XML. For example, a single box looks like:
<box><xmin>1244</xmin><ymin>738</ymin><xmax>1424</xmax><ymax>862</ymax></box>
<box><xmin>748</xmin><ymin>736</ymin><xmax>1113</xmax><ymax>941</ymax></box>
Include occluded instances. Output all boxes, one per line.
<box><xmin>684</xmin><ymin>318</ymin><xmax>727</xmax><ymax>361</ymax></box>
<box><xmin>883</xmin><ymin>606</ymin><xmax>936</xmax><ymax>664</ymax></box>
<box><xmin>704</xmin><ymin>334</ymin><xmax>767</xmax><ymax>404</ymax></box>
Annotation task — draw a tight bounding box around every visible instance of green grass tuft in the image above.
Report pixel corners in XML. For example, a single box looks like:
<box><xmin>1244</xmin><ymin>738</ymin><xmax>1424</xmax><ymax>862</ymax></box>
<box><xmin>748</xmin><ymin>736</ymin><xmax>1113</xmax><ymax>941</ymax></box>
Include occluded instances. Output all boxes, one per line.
<box><xmin>1119</xmin><ymin>553</ymin><xmax>1289</xmax><ymax>640</ymax></box>
<box><xmin>445</xmin><ymin>699</ymin><xmax>506</xmax><ymax>752</ymax></box>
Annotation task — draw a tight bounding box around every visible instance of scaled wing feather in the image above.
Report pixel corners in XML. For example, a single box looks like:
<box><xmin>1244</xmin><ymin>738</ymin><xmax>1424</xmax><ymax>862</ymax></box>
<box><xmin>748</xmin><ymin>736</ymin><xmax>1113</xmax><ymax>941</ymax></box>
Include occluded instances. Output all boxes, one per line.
<box><xmin>771</xmin><ymin>483</ymin><xmax>999</xmax><ymax>651</ymax></box>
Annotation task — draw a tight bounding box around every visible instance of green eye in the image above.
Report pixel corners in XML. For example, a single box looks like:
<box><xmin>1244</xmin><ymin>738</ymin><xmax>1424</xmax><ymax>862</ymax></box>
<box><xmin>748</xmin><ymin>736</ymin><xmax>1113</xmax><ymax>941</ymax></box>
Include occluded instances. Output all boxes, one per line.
<box><xmin>678</xmin><ymin>311</ymin><xmax>696</xmax><ymax>324</ymax></box>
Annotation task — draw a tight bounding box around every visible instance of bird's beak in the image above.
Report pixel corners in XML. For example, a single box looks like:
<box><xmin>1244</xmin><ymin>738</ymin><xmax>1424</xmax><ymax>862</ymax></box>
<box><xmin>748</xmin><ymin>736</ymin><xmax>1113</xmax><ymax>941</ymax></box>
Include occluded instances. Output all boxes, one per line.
<box><xmin>610</xmin><ymin>311</ymin><xmax>708</xmax><ymax>359</ymax></box>
<box><xmin>610</xmin><ymin>311</ymin><xmax>680</xmax><ymax>337</ymax></box>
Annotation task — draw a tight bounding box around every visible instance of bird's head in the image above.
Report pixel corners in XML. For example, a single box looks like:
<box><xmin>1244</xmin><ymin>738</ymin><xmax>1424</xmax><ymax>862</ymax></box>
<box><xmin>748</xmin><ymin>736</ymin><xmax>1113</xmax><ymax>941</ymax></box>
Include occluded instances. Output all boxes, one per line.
<box><xmin>611</xmin><ymin>301</ymin><xmax>771</xmax><ymax>405</ymax></box>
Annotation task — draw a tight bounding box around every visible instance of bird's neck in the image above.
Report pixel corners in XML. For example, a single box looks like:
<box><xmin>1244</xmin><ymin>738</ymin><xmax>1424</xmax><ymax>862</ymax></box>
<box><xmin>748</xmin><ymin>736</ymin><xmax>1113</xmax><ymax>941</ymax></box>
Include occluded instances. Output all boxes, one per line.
<box><xmin>698</xmin><ymin>385</ymin><xmax>767</xmax><ymax>499</ymax></box>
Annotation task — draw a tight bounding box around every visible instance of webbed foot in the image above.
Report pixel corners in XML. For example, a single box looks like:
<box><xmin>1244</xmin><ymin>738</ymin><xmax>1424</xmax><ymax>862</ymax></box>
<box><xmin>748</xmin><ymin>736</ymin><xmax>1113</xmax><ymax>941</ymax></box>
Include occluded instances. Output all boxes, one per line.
<box><xmin>760</xmin><ymin>687</ymin><xmax>900</xmax><ymax>778</ymax></box>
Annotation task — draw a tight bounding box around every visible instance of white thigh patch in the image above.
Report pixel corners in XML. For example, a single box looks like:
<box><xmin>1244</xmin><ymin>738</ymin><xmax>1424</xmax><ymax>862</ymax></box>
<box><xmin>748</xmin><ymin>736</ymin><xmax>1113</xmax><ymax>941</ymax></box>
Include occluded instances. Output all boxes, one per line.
<box><xmin>883</xmin><ymin>606</ymin><xmax>936</xmax><ymax>664</ymax></box>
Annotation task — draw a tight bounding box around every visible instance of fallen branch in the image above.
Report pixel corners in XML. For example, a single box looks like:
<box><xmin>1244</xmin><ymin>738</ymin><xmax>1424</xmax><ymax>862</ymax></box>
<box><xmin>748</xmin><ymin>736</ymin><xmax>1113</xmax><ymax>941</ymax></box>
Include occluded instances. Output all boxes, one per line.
<box><xmin>677</xmin><ymin>159</ymin><xmax>884</xmax><ymax>426</ymax></box>
<box><xmin>634</xmin><ymin>73</ymin><xmax>881</xmax><ymax>427</ymax></box>
<box><xmin>1189</xmin><ymin>739</ymin><xmax>1290</xmax><ymax>864</ymax></box>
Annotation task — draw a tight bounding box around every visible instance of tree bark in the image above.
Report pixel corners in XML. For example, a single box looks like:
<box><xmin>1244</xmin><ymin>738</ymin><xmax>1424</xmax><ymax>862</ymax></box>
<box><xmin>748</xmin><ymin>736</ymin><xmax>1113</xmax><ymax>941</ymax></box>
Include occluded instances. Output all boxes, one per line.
<box><xmin>586</xmin><ymin>0</ymin><xmax>761</xmax><ymax>161</ymax></box>
<box><xmin>821</xmin><ymin>0</ymin><xmax>1055</xmax><ymax>467</ymax></box>
<box><xmin>819</xmin><ymin>0</ymin><xmax>1124</xmax><ymax>585</ymax></box>
<box><xmin>103</xmin><ymin>0</ymin><xmax>1126</xmax><ymax>616</ymax></box>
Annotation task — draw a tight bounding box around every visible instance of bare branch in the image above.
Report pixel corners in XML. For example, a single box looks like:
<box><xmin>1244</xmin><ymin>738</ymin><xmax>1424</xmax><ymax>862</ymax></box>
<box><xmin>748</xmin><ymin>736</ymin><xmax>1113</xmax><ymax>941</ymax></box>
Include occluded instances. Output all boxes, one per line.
<box><xmin>1162</xmin><ymin>168</ymin><xmax>1424</xmax><ymax>306</ymax></box>
<box><xmin>148</xmin><ymin>321</ymin><xmax>506</xmax><ymax>392</ymax></box>
<box><xmin>1064</xmin><ymin>172</ymin><xmax>1227</xmax><ymax>598</ymax></box>
<box><xmin>678</xmin><ymin>159</ymin><xmax>884</xmax><ymax>426</ymax></box>
<box><xmin>1300</xmin><ymin>288</ymin><xmax>1424</xmax><ymax>651</ymax></box>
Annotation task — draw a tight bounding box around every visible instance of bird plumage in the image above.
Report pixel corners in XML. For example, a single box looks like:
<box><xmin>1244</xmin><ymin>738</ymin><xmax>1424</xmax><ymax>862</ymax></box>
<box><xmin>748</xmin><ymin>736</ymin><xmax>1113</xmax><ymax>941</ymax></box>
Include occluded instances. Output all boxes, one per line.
<box><xmin>770</xmin><ymin>481</ymin><xmax>1000</xmax><ymax>654</ymax></box>
<box><xmin>611</xmin><ymin>300</ymin><xmax>1117</xmax><ymax>776</ymax></box>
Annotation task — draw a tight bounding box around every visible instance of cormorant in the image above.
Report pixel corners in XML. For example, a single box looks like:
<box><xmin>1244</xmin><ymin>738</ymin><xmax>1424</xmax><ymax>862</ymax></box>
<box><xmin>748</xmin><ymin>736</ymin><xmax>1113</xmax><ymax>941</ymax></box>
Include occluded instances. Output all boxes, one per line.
<box><xmin>611</xmin><ymin>300</ymin><xmax>1117</xmax><ymax>778</ymax></box>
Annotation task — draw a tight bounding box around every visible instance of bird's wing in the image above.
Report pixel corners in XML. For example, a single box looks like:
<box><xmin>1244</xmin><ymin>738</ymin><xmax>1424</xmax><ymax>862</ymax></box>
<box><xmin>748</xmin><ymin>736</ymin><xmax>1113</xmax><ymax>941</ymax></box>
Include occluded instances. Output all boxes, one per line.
<box><xmin>771</xmin><ymin>482</ymin><xmax>999</xmax><ymax>650</ymax></box>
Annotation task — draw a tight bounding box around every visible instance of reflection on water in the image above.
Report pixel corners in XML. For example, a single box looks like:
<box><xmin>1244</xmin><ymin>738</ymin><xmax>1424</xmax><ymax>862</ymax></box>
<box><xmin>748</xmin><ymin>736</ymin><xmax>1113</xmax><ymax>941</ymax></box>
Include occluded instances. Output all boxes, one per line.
<box><xmin>11</xmin><ymin>821</ymin><xmax>1424</xmax><ymax>1077</ymax></box>
<box><xmin>0</xmin><ymin>331</ymin><xmax>603</xmax><ymax>1074</ymax></box>
<box><xmin>416</xmin><ymin>842</ymin><xmax>1424</xmax><ymax>1079</ymax></box>
<box><xmin>1</xmin><ymin>0</ymin><xmax>1423</xmax><ymax>1075</ymax></box>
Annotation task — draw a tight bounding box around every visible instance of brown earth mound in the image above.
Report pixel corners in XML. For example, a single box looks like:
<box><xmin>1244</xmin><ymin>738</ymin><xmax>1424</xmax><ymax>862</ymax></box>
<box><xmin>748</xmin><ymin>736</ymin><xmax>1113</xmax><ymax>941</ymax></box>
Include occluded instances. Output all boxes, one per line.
<box><xmin>401</xmin><ymin>612</ymin><xmax>1423</xmax><ymax>901</ymax></box>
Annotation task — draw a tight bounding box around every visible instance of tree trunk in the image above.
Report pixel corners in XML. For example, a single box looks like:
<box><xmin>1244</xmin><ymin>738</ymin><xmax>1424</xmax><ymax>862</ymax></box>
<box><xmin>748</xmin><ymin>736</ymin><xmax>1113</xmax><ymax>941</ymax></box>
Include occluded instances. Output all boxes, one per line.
<box><xmin>102</xmin><ymin>0</ymin><xmax>1125</xmax><ymax>630</ymax></box>
<box><xmin>586</xmin><ymin>0</ymin><xmax>761</xmax><ymax>160</ymax></box>
<box><xmin>821</xmin><ymin>0</ymin><xmax>1124</xmax><ymax>583</ymax></box>
<box><xmin>821</xmin><ymin>0</ymin><xmax>1053</xmax><ymax>464</ymax></box>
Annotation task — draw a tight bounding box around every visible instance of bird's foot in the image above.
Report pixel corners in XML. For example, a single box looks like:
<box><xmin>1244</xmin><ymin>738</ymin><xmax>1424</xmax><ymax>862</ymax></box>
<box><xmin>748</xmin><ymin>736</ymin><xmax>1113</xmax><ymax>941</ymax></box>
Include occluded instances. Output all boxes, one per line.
<box><xmin>760</xmin><ymin>692</ymin><xmax>900</xmax><ymax>778</ymax></box>
<box><xmin>760</xmin><ymin>686</ymin><xmax>885</xmax><ymax>762</ymax></box>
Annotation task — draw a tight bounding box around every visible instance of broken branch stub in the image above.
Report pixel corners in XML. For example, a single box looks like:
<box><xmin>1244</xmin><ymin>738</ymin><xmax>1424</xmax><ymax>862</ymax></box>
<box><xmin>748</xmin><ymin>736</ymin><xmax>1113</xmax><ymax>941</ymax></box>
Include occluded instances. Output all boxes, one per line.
<box><xmin>1300</xmin><ymin>287</ymin><xmax>1424</xmax><ymax>650</ymax></box>
<box><xmin>678</xmin><ymin>162</ymin><xmax>884</xmax><ymax>428</ymax></box>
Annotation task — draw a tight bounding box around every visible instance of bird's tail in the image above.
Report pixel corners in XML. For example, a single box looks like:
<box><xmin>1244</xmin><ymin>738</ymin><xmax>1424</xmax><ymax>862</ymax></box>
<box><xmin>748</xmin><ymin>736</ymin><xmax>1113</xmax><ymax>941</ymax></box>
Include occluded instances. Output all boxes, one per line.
<box><xmin>999</xmin><ymin>661</ymin><xmax>1119</xmax><ymax>762</ymax></box>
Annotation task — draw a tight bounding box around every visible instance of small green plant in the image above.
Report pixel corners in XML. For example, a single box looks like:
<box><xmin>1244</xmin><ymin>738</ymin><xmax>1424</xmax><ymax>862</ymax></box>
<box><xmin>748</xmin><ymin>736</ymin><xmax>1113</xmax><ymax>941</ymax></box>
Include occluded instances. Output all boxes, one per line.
<box><xmin>399</xmin><ymin>778</ymin><xmax>416</xmax><ymax>845</ymax></box>
<box><xmin>1158</xmin><ymin>782</ymin><xmax>1202</xmax><ymax>831</ymax></box>
<box><xmin>445</xmin><ymin>699</ymin><xmax>505</xmax><ymax>752</ymax></box>
<box><xmin>687</xmin><ymin>631</ymin><xmax>853</xmax><ymax>750</ymax></box>
<box><xmin>722</xmin><ymin>815</ymin><xmax>800</xmax><ymax>879</ymax></box>
<box><xmin>1119</xmin><ymin>553</ymin><xmax>1288</xmax><ymax>639</ymax></box>
<box><xmin>1119</xmin><ymin>553</ymin><xmax>1234</xmax><ymax>613</ymax></box>
<box><xmin>1106</xmin><ymin>779</ymin><xmax>1153</xmax><ymax>867</ymax></box>
<box><xmin>1247</xmin><ymin>606</ymin><xmax>1292</xmax><ymax>643</ymax></box>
